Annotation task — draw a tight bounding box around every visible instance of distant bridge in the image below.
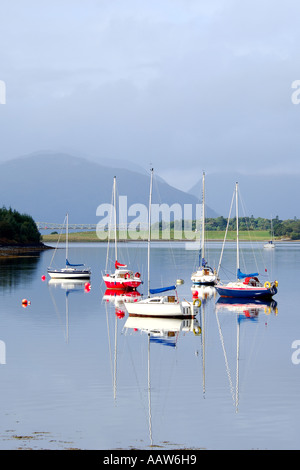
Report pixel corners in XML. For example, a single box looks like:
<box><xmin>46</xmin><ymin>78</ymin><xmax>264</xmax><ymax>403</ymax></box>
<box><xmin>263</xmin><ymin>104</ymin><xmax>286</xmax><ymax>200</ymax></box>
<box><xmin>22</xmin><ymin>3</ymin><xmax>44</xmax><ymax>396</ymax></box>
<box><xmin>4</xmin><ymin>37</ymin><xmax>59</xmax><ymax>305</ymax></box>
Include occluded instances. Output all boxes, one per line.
<box><xmin>35</xmin><ymin>222</ymin><xmax>98</xmax><ymax>230</ymax></box>
<box><xmin>35</xmin><ymin>222</ymin><xmax>149</xmax><ymax>231</ymax></box>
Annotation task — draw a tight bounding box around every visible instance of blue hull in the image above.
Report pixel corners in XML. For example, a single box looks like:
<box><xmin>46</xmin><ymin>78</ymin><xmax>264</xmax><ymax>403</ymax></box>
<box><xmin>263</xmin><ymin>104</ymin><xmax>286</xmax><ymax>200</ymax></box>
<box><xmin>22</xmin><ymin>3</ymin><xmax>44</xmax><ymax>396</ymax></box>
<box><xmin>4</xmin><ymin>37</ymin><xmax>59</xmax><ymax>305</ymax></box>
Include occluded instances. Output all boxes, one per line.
<box><xmin>216</xmin><ymin>285</ymin><xmax>277</xmax><ymax>299</ymax></box>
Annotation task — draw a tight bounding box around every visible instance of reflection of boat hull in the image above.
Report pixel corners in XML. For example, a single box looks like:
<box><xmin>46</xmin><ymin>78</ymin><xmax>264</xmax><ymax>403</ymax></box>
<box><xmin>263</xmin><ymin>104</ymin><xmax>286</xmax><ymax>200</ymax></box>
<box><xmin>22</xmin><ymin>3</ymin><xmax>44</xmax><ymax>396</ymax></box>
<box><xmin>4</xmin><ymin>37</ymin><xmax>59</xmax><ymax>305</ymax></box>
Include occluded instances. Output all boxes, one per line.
<box><xmin>48</xmin><ymin>268</ymin><xmax>91</xmax><ymax>279</ymax></box>
<box><xmin>217</xmin><ymin>297</ymin><xmax>277</xmax><ymax>306</ymax></box>
<box><xmin>124</xmin><ymin>315</ymin><xmax>200</xmax><ymax>345</ymax></box>
<box><xmin>215</xmin><ymin>283</ymin><xmax>277</xmax><ymax>299</ymax></box>
<box><xmin>103</xmin><ymin>289</ymin><xmax>141</xmax><ymax>303</ymax></box>
<box><xmin>191</xmin><ymin>284</ymin><xmax>215</xmax><ymax>300</ymax></box>
<box><xmin>125</xmin><ymin>297</ymin><xmax>196</xmax><ymax>318</ymax></box>
<box><xmin>216</xmin><ymin>296</ymin><xmax>278</xmax><ymax>314</ymax></box>
<box><xmin>48</xmin><ymin>279</ymin><xmax>87</xmax><ymax>287</ymax></box>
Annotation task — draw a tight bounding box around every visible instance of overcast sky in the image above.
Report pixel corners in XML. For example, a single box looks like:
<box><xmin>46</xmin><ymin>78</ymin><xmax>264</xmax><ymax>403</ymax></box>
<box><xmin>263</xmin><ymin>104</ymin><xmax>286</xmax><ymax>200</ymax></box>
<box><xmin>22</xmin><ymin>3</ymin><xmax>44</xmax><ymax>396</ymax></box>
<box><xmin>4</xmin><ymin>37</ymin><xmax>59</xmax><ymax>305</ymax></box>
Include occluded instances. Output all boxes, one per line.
<box><xmin>0</xmin><ymin>0</ymin><xmax>299</xmax><ymax>191</ymax></box>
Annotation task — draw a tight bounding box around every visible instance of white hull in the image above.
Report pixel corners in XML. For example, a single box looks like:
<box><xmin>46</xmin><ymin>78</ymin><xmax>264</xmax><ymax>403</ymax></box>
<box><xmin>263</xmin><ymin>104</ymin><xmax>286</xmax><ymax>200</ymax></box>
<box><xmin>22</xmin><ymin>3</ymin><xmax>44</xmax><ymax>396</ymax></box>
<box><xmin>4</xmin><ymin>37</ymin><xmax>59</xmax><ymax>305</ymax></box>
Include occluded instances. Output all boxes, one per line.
<box><xmin>264</xmin><ymin>242</ymin><xmax>275</xmax><ymax>249</ymax></box>
<box><xmin>48</xmin><ymin>268</ymin><xmax>91</xmax><ymax>279</ymax></box>
<box><xmin>191</xmin><ymin>269</ymin><xmax>217</xmax><ymax>285</ymax></box>
<box><xmin>125</xmin><ymin>297</ymin><xmax>197</xmax><ymax>317</ymax></box>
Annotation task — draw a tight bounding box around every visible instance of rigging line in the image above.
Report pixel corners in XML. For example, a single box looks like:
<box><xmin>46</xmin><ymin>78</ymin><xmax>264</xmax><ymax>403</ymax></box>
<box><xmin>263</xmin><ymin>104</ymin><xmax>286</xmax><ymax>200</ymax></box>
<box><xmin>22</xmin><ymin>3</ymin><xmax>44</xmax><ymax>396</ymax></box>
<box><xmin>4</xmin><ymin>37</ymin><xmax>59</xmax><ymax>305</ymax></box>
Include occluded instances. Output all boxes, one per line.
<box><xmin>238</xmin><ymin>191</ymin><xmax>260</xmax><ymax>274</ymax></box>
<box><xmin>48</xmin><ymin>285</ymin><xmax>67</xmax><ymax>340</ymax></box>
<box><xmin>151</xmin><ymin>175</ymin><xmax>180</xmax><ymax>277</ymax></box>
<box><xmin>49</xmin><ymin>214</ymin><xmax>67</xmax><ymax>267</ymax></box>
<box><xmin>218</xmin><ymin>265</ymin><xmax>236</xmax><ymax>280</ymax></box>
<box><xmin>105</xmin><ymin>305</ymin><xmax>114</xmax><ymax>395</ymax></box>
<box><xmin>123</xmin><ymin>331</ymin><xmax>149</xmax><ymax>418</ymax></box>
<box><xmin>115</xmin><ymin>182</ymin><xmax>130</xmax><ymax>264</ymax></box>
<box><xmin>215</xmin><ymin>310</ymin><xmax>236</xmax><ymax>405</ymax></box>
<box><xmin>105</xmin><ymin>184</ymin><xmax>115</xmax><ymax>272</ymax></box>
<box><xmin>159</xmin><ymin>340</ymin><xmax>179</xmax><ymax>417</ymax></box>
<box><xmin>217</xmin><ymin>188</ymin><xmax>235</xmax><ymax>276</ymax></box>
<box><xmin>241</xmin><ymin>313</ymin><xmax>265</xmax><ymax>386</ymax></box>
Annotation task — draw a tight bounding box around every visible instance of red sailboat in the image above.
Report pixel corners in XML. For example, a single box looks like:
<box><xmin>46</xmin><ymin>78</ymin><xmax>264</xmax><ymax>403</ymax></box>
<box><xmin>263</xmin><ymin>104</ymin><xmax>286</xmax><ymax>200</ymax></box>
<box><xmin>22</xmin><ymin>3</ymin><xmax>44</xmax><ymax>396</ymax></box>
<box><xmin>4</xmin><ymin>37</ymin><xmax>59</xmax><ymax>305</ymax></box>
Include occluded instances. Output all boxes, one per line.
<box><xmin>103</xmin><ymin>260</ymin><xmax>142</xmax><ymax>290</ymax></box>
<box><xmin>102</xmin><ymin>177</ymin><xmax>142</xmax><ymax>291</ymax></box>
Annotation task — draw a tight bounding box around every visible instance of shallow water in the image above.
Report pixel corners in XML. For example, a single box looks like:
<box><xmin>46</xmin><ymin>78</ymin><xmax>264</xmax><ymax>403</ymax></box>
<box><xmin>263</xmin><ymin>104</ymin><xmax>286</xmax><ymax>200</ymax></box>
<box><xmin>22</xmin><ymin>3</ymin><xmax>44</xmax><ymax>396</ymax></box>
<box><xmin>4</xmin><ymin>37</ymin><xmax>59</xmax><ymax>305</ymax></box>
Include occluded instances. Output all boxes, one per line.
<box><xmin>0</xmin><ymin>241</ymin><xmax>299</xmax><ymax>450</ymax></box>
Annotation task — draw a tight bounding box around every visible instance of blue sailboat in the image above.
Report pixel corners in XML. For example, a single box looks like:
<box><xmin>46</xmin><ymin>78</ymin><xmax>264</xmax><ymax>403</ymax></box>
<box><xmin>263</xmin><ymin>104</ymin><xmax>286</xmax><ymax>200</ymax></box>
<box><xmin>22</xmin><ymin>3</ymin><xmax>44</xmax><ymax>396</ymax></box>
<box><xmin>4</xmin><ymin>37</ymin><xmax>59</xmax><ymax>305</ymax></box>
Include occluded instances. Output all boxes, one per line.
<box><xmin>215</xmin><ymin>183</ymin><xmax>278</xmax><ymax>299</ymax></box>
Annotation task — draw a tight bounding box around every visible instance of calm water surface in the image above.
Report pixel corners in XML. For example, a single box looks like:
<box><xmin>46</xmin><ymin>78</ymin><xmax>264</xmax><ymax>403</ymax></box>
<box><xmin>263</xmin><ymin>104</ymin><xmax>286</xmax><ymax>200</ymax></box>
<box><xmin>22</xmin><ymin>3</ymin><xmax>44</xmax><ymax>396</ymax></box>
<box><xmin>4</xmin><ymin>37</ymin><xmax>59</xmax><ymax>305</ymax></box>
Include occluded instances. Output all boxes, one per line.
<box><xmin>0</xmin><ymin>241</ymin><xmax>299</xmax><ymax>450</ymax></box>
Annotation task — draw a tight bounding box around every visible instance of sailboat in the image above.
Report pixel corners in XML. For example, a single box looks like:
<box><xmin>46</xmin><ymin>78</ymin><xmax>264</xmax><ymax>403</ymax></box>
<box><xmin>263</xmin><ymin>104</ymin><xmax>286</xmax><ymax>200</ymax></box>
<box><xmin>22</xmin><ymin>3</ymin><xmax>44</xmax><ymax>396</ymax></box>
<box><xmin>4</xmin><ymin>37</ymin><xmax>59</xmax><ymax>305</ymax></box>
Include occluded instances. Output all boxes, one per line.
<box><xmin>215</xmin><ymin>183</ymin><xmax>278</xmax><ymax>299</ymax></box>
<box><xmin>125</xmin><ymin>168</ymin><xmax>198</xmax><ymax>318</ymax></box>
<box><xmin>102</xmin><ymin>176</ymin><xmax>142</xmax><ymax>290</ymax></box>
<box><xmin>47</xmin><ymin>213</ymin><xmax>91</xmax><ymax>279</ymax></box>
<box><xmin>191</xmin><ymin>172</ymin><xmax>218</xmax><ymax>285</ymax></box>
<box><xmin>264</xmin><ymin>218</ymin><xmax>276</xmax><ymax>249</ymax></box>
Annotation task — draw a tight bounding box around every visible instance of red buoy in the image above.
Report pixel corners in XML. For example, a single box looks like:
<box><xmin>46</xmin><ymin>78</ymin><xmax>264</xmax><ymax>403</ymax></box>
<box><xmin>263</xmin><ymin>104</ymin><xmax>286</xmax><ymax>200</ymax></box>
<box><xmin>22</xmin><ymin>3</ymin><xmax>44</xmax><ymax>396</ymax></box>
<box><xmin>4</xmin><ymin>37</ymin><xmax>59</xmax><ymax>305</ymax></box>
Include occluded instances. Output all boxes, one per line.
<box><xmin>84</xmin><ymin>282</ymin><xmax>91</xmax><ymax>292</ymax></box>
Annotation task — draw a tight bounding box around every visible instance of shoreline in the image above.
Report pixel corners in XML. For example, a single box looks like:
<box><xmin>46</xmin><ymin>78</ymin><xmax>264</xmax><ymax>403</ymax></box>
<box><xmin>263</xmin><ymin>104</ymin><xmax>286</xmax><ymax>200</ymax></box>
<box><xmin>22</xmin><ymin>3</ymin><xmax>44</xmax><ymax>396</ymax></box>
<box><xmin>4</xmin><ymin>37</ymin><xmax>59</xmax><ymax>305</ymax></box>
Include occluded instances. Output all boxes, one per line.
<box><xmin>0</xmin><ymin>243</ymin><xmax>52</xmax><ymax>258</ymax></box>
<box><xmin>41</xmin><ymin>236</ymin><xmax>295</xmax><ymax>243</ymax></box>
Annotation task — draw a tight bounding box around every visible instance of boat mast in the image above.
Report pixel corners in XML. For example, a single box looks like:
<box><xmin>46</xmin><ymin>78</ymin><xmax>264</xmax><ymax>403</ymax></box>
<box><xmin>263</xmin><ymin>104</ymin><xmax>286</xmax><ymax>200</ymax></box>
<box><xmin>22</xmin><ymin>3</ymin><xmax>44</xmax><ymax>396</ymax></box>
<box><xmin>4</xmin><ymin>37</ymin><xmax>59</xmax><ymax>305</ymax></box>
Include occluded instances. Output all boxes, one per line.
<box><xmin>148</xmin><ymin>168</ymin><xmax>153</xmax><ymax>297</ymax></box>
<box><xmin>201</xmin><ymin>171</ymin><xmax>205</xmax><ymax>267</ymax></box>
<box><xmin>236</xmin><ymin>182</ymin><xmax>239</xmax><ymax>278</ymax></box>
<box><xmin>66</xmin><ymin>212</ymin><xmax>68</xmax><ymax>267</ymax></box>
<box><xmin>113</xmin><ymin>176</ymin><xmax>117</xmax><ymax>262</ymax></box>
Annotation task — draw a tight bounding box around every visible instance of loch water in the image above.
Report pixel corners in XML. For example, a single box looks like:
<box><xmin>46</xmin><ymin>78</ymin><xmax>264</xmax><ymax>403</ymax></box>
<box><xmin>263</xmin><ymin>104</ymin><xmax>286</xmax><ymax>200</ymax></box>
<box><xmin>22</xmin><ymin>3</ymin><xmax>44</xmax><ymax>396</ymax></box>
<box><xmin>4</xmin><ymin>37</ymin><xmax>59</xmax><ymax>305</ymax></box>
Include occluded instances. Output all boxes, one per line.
<box><xmin>0</xmin><ymin>241</ymin><xmax>299</xmax><ymax>450</ymax></box>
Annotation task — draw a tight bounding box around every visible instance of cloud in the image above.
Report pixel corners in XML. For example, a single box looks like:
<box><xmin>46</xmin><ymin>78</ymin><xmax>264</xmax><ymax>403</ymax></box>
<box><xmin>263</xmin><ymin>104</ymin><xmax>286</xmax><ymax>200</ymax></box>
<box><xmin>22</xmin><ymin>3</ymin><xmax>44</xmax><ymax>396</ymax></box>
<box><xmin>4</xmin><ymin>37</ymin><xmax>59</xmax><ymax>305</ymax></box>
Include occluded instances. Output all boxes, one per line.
<box><xmin>0</xmin><ymin>0</ymin><xmax>300</xmax><ymax>191</ymax></box>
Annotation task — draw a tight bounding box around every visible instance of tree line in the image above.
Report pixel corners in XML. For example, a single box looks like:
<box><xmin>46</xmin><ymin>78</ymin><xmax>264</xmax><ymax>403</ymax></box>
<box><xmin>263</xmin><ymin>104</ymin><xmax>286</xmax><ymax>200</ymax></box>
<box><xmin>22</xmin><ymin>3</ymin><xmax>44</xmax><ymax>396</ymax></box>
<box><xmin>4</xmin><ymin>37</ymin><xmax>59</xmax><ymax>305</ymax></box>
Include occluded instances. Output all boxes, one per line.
<box><xmin>203</xmin><ymin>216</ymin><xmax>300</xmax><ymax>239</ymax></box>
<box><xmin>168</xmin><ymin>216</ymin><xmax>300</xmax><ymax>240</ymax></box>
<box><xmin>0</xmin><ymin>207</ymin><xmax>41</xmax><ymax>244</ymax></box>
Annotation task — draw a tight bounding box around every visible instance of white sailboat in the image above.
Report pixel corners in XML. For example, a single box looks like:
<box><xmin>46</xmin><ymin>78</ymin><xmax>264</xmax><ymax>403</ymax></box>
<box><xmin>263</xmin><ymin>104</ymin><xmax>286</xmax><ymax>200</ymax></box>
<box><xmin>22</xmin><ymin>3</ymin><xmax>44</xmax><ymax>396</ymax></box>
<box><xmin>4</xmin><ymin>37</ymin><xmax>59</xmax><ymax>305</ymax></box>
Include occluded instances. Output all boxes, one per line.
<box><xmin>125</xmin><ymin>168</ymin><xmax>198</xmax><ymax>318</ymax></box>
<box><xmin>102</xmin><ymin>176</ymin><xmax>142</xmax><ymax>290</ymax></box>
<box><xmin>191</xmin><ymin>172</ymin><xmax>218</xmax><ymax>285</ymax></box>
<box><xmin>215</xmin><ymin>183</ymin><xmax>278</xmax><ymax>299</ymax></box>
<box><xmin>47</xmin><ymin>213</ymin><xmax>91</xmax><ymax>279</ymax></box>
<box><xmin>264</xmin><ymin>218</ymin><xmax>276</xmax><ymax>249</ymax></box>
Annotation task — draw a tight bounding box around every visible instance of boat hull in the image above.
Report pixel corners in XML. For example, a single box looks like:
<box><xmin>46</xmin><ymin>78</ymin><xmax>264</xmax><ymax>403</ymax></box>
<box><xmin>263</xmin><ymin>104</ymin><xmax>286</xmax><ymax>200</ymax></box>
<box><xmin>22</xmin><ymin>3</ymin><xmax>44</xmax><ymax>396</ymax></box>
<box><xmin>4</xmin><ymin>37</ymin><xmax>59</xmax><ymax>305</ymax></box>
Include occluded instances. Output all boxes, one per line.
<box><xmin>215</xmin><ymin>284</ymin><xmax>277</xmax><ymax>299</ymax></box>
<box><xmin>103</xmin><ymin>277</ymin><xmax>141</xmax><ymax>290</ymax></box>
<box><xmin>125</xmin><ymin>298</ymin><xmax>196</xmax><ymax>318</ymax></box>
<box><xmin>191</xmin><ymin>268</ymin><xmax>217</xmax><ymax>286</ymax></box>
<box><xmin>48</xmin><ymin>269</ymin><xmax>91</xmax><ymax>279</ymax></box>
<box><xmin>191</xmin><ymin>277</ymin><xmax>217</xmax><ymax>286</ymax></box>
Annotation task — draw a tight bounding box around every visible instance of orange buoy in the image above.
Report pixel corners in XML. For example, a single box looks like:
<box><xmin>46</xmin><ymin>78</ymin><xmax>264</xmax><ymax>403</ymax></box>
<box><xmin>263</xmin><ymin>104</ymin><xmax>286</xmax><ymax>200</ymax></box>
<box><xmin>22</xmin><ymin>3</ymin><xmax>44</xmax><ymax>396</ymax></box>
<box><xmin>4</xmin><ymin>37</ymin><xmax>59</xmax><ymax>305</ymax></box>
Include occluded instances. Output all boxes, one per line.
<box><xmin>22</xmin><ymin>299</ymin><xmax>31</xmax><ymax>308</ymax></box>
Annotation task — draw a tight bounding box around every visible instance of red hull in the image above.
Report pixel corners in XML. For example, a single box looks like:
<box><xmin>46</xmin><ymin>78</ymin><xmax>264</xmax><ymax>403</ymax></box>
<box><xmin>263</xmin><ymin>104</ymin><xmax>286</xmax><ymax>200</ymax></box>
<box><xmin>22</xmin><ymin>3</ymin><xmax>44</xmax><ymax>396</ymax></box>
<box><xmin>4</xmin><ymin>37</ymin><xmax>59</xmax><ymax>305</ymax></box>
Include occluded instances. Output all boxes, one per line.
<box><xmin>104</xmin><ymin>279</ymin><xmax>141</xmax><ymax>290</ymax></box>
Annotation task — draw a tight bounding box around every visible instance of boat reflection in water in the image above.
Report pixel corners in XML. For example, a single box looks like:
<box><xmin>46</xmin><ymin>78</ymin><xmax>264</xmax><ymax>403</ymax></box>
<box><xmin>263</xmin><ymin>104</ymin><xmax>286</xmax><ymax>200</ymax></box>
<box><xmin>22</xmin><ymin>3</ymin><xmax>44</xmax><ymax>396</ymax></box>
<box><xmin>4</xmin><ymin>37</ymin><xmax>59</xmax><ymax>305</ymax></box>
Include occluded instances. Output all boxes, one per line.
<box><xmin>215</xmin><ymin>297</ymin><xmax>278</xmax><ymax>318</ymax></box>
<box><xmin>215</xmin><ymin>297</ymin><xmax>278</xmax><ymax>413</ymax></box>
<box><xmin>123</xmin><ymin>314</ymin><xmax>201</xmax><ymax>446</ymax></box>
<box><xmin>191</xmin><ymin>284</ymin><xmax>216</xmax><ymax>303</ymax></box>
<box><xmin>124</xmin><ymin>315</ymin><xmax>201</xmax><ymax>348</ymax></box>
<box><xmin>48</xmin><ymin>279</ymin><xmax>90</xmax><ymax>343</ymax></box>
<box><xmin>103</xmin><ymin>288</ymin><xmax>141</xmax><ymax>304</ymax></box>
<box><xmin>103</xmin><ymin>288</ymin><xmax>142</xmax><ymax>319</ymax></box>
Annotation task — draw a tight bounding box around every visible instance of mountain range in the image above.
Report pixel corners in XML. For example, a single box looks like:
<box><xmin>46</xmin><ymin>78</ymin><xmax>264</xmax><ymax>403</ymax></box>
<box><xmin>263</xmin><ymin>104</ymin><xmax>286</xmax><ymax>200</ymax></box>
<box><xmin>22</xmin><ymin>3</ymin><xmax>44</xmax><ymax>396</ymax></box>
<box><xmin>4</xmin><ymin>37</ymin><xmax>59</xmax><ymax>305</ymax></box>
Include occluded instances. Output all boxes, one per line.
<box><xmin>0</xmin><ymin>152</ymin><xmax>218</xmax><ymax>225</ymax></box>
<box><xmin>1</xmin><ymin>151</ymin><xmax>297</xmax><ymax>224</ymax></box>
